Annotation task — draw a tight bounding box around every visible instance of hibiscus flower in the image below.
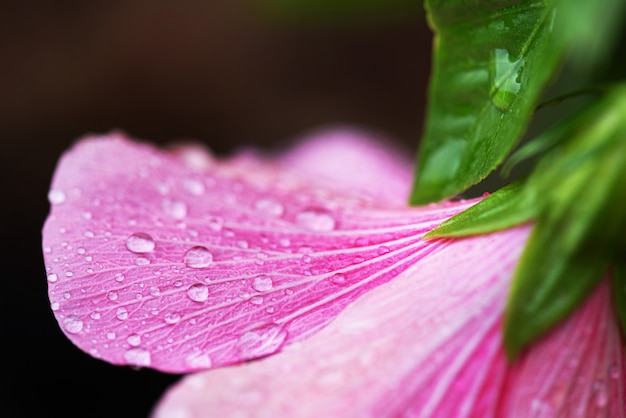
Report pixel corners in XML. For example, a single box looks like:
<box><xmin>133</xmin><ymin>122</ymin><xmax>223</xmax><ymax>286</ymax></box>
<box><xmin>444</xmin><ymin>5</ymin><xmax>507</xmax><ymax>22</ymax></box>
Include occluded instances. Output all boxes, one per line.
<box><xmin>43</xmin><ymin>128</ymin><xmax>624</xmax><ymax>416</ymax></box>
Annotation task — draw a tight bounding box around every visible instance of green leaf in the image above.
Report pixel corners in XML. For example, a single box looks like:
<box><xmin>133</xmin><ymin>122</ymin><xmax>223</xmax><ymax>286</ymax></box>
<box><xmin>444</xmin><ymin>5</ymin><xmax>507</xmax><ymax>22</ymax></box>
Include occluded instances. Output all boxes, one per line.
<box><xmin>424</xmin><ymin>180</ymin><xmax>536</xmax><ymax>239</ymax></box>
<box><xmin>409</xmin><ymin>0</ymin><xmax>623</xmax><ymax>205</ymax></box>
<box><xmin>504</xmin><ymin>85</ymin><xmax>626</xmax><ymax>359</ymax></box>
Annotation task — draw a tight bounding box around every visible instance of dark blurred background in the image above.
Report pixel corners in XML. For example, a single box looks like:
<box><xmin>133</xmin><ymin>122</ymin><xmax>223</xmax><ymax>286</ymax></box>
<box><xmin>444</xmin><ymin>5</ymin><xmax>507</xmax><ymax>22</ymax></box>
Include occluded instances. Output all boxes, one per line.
<box><xmin>0</xmin><ymin>1</ymin><xmax>429</xmax><ymax>416</ymax></box>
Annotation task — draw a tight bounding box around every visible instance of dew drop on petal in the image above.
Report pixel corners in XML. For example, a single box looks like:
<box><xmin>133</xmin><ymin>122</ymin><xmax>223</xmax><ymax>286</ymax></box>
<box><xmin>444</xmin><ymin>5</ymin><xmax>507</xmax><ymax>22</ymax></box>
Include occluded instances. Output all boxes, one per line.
<box><xmin>185</xmin><ymin>352</ymin><xmax>213</xmax><ymax>369</ymax></box>
<box><xmin>124</xmin><ymin>348</ymin><xmax>151</xmax><ymax>367</ymax></box>
<box><xmin>255</xmin><ymin>198</ymin><xmax>284</xmax><ymax>217</ymax></box>
<box><xmin>90</xmin><ymin>312</ymin><xmax>101</xmax><ymax>320</ymax></box>
<box><xmin>187</xmin><ymin>283</ymin><xmax>209</xmax><ymax>302</ymax></box>
<box><xmin>183</xmin><ymin>179</ymin><xmax>205</xmax><ymax>196</ymax></box>
<box><xmin>184</xmin><ymin>246</ymin><xmax>213</xmax><ymax>268</ymax></box>
<box><xmin>207</xmin><ymin>217</ymin><xmax>223</xmax><ymax>232</ymax></box>
<box><xmin>252</xmin><ymin>275</ymin><xmax>273</xmax><ymax>292</ymax></box>
<box><xmin>126</xmin><ymin>334</ymin><xmax>141</xmax><ymax>347</ymax></box>
<box><xmin>63</xmin><ymin>316</ymin><xmax>83</xmax><ymax>334</ymax></box>
<box><xmin>378</xmin><ymin>245</ymin><xmax>391</xmax><ymax>255</ymax></box>
<box><xmin>108</xmin><ymin>291</ymin><xmax>118</xmax><ymax>301</ymax></box>
<box><xmin>135</xmin><ymin>257</ymin><xmax>150</xmax><ymax>266</ymax></box>
<box><xmin>106</xmin><ymin>332</ymin><xmax>116</xmax><ymax>340</ymax></box>
<box><xmin>296</xmin><ymin>209</ymin><xmax>336</xmax><ymax>231</ymax></box>
<box><xmin>126</xmin><ymin>232</ymin><xmax>155</xmax><ymax>253</ymax></box>
<box><xmin>149</xmin><ymin>286</ymin><xmax>161</xmax><ymax>297</ymax></box>
<box><xmin>116</xmin><ymin>307</ymin><xmax>129</xmax><ymax>320</ymax></box>
<box><xmin>330</xmin><ymin>273</ymin><xmax>346</xmax><ymax>285</ymax></box>
<box><xmin>162</xmin><ymin>199</ymin><xmax>187</xmax><ymax>220</ymax></box>
<box><xmin>250</xmin><ymin>296</ymin><xmax>264</xmax><ymax>305</ymax></box>
<box><xmin>164</xmin><ymin>312</ymin><xmax>181</xmax><ymax>324</ymax></box>
<box><xmin>51</xmin><ymin>302</ymin><xmax>60</xmax><ymax>311</ymax></box>
<box><xmin>47</xmin><ymin>273</ymin><xmax>58</xmax><ymax>283</ymax></box>
<box><xmin>237</xmin><ymin>324</ymin><xmax>287</xmax><ymax>358</ymax></box>
<box><xmin>48</xmin><ymin>189</ymin><xmax>66</xmax><ymax>205</ymax></box>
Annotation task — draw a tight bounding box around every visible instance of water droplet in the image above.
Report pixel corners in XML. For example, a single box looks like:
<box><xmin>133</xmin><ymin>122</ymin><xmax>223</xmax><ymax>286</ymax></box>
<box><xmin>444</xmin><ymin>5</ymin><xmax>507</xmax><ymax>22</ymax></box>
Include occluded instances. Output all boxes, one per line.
<box><xmin>135</xmin><ymin>257</ymin><xmax>150</xmax><ymax>266</ymax></box>
<box><xmin>82</xmin><ymin>211</ymin><xmax>92</xmax><ymax>220</ymax></box>
<box><xmin>48</xmin><ymin>189</ymin><xmax>66</xmax><ymax>204</ymax></box>
<box><xmin>296</xmin><ymin>209</ymin><xmax>336</xmax><ymax>231</ymax></box>
<box><xmin>108</xmin><ymin>291</ymin><xmax>118</xmax><ymax>301</ymax></box>
<box><xmin>236</xmin><ymin>240</ymin><xmax>249</xmax><ymax>249</ymax></box>
<box><xmin>77</xmin><ymin>247</ymin><xmax>86</xmax><ymax>254</ymax></box>
<box><xmin>278</xmin><ymin>237</ymin><xmax>291</xmax><ymax>247</ymax></box>
<box><xmin>354</xmin><ymin>237</ymin><xmax>368</xmax><ymax>246</ymax></box>
<box><xmin>106</xmin><ymin>332</ymin><xmax>116</xmax><ymax>340</ymax></box>
<box><xmin>51</xmin><ymin>302</ymin><xmax>60</xmax><ymax>311</ymax></box>
<box><xmin>207</xmin><ymin>216</ymin><xmax>223</xmax><ymax>232</ymax></box>
<box><xmin>490</xmin><ymin>48</ymin><xmax>524</xmax><ymax>112</ymax></box>
<box><xmin>90</xmin><ymin>312</ymin><xmax>101</xmax><ymax>320</ymax></box>
<box><xmin>164</xmin><ymin>312</ymin><xmax>181</xmax><ymax>324</ymax></box>
<box><xmin>183</xmin><ymin>179</ymin><xmax>205</xmax><ymax>196</ymax></box>
<box><xmin>255</xmin><ymin>198</ymin><xmax>284</xmax><ymax>217</ymax></box>
<box><xmin>65</xmin><ymin>271</ymin><xmax>74</xmax><ymax>277</ymax></box>
<box><xmin>47</xmin><ymin>273</ymin><xmax>58</xmax><ymax>283</ymax></box>
<box><xmin>63</xmin><ymin>316</ymin><xmax>83</xmax><ymax>334</ymax></box>
<box><xmin>352</xmin><ymin>256</ymin><xmax>364</xmax><ymax>264</ymax></box>
<box><xmin>116</xmin><ymin>307</ymin><xmax>128</xmax><ymax>320</ymax></box>
<box><xmin>237</xmin><ymin>324</ymin><xmax>287</xmax><ymax>358</ymax></box>
<box><xmin>162</xmin><ymin>199</ymin><xmax>187</xmax><ymax>220</ymax></box>
<box><xmin>330</xmin><ymin>273</ymin><xmax>346</xmax><ymax>285</ymax></box>
<box><xmin>185</xmin><ymin>351</ymin><xmax>213</xmax><ymax>369</ymax></box>
<box><xmin>250</xmin><ymin>296</ymin><xmax>264</xmax><ymax>305</ymax></box>
<box><xmin>44</xmin><ymin>246</ymin><xmax>52</xmax><ymax>253</ymax></box>
<box><xmin>377</xmin><ymin>245</ymin><xmax>391</xmax><ymax>255</ymax></box>
<box><xmin>124</xmin><ymin>348</ymin><xmax>151</xmax><ymax>367</ymax></box>
<box><xmin>184</xmin><ymin>246</ymin><xmax>213</xmax><ymax>268</ymax></box>
<box><xmin>187</xmin><ymin>283</ymin><xmax>209</xmax><ymax>302</ymax></box>
<box><xmin>126</xmin><ymin>334</ymin><xmax>141</xmax><ymax>347</ymax></box>
<box><xmin>252</xmin><ymin>275</ymin><xmax>273</xmax><ymax>292</ymax></box>
<box><xmin>84</xmin><ymin>230</ymin><xmax>95</xmax><ymax>238</ymax></box>
<box><xmin>149</xmin><ymin>286</ymin><xmax>161</xmax><ymax>297</ymax></box>
<box><xmin>594</xmin><ymin>381</ymin><xmax>608</xmax><ymax>407</ymax></box>
<box><xmin>126</xmin><ymin>232</ymin><xmax>155</xmax><ymax>253</ymax></box>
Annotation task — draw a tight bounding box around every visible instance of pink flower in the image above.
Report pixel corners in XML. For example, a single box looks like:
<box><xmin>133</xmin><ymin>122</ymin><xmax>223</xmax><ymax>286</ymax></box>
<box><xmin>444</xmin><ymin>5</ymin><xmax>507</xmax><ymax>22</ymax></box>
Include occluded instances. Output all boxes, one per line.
<box><xmin>43</xmin><ymin>129</ymin><xmax>625</xmax><ymax>416</ymax></box>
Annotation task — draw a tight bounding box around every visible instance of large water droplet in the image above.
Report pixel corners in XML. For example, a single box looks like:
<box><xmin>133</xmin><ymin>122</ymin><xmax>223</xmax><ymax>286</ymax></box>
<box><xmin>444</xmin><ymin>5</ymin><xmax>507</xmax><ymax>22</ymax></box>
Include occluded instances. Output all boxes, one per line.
<box><xmin>124</xmin><ymin>348</ymin><xmax>151</xmax><ymax>367</ymax></box>
<box><xmin>187</xmin><ymin>283</ymin><xmax>209</xmax><ymax>302</ymax></box>
<box><xmin>255</xmin><ymin>198</ymin><xmax>284</xmax><ymax>217</ymax></box>
<box><xmin>185</xmin><ymin>351</ymin><xmax>213</xmax><ymax>369</ymax></box>
<box><xmin>116</xmin><ymin>307</ymin><xmax>129</xmax><ymax>320</ymax></box>
<box><xmin>490</xmin><ymin>48</ymin><xmax>524</xmax><ymax>112</ymax></box>
<box><xmin>126</xmin><ymin>334</ymin><xmax>142</xmax><ymax>347</ymax></box>
<box><xmin>296</xmin><ymin>209</ymin><xmax>336</xmax><ymax>231</ymax></box>
<box><xmin>63</xmin><ymin>316</ymin><xmax>83</xmax><ymax>334</ymax></box>
<box><xmin>126</xmin><ymin>232</ymin><xmax>155</xmax><ymax>253</ymax></box>
<box><xmin>252</xmin><ymin>275</ymin><xmax>273</xmax><ymax>292</ymax></box>
<box><xmin>237</xmin><ymin>324</ymin><xmax>287</xmax><ymax>358</ymax></box>
<box><xmin>47</xmin><ymin>273</ymin><xmax>58</xmax><ymax>283</ymax></box>
<box><xmin>48</xmin><ymin>189</ymin><xmax>66</xmax><ymax>205</ymax></box>
<box><xmin>184</xmin><ymin>246</ymin><xmax>213</xmax><ymax>268</ymax></box>
<box><xmin>162</xmin><ymin>199</ymin><xmax>187</xmax><ymax>220</ymax></box>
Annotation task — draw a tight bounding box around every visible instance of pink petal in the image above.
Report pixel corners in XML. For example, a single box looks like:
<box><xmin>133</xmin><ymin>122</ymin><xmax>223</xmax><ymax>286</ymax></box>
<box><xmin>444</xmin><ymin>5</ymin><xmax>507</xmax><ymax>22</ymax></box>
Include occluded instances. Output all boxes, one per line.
<box><xmin>43</xmin><ymin>131</ymin><xmax>474</xmax><ymax>373</ymax></box>
<box><xmin>153</xmin><ymin>228</ymin><xmax>626</xmax><ymax>417</ymax></box>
